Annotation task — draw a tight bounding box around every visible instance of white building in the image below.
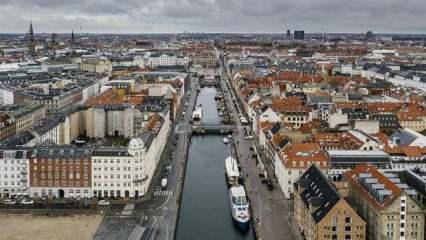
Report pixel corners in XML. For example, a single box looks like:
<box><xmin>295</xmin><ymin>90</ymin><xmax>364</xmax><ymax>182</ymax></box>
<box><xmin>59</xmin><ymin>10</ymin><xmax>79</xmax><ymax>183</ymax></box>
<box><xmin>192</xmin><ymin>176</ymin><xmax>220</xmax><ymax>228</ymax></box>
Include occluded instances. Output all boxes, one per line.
<box><xmin>0</xmin><ymin>149</ymin><xmax>30</xmax><ymax>198</ymax></box>
<box><xmin>0</xmin><ymin>87</ymin><xmax>15</xmax><ymax>105</ymax></box>
<box><xmin>91</xmin><ymin>114</ymin><xmax>170</xmax><ymax>198</ymax></box>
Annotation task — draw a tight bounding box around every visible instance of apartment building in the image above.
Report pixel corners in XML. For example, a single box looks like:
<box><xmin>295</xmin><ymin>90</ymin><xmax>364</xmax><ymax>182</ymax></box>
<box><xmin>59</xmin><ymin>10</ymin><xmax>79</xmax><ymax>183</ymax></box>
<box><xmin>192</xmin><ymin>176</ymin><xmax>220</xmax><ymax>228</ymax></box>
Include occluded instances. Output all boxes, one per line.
<box><xmin>77</xmin><ymin>56</ymin><xmax>112</xmax><ymax>75</ymax></box>
<box><xmin>91</xmin><ymin>114</ymin><xmax>170</xmax><ymax>198</ymax></box>
<box><xmin>345</xmin><ymin>164</ymin><xmax>425</xmax><ymax>240</ymax></box>
<box><xmin>0</xmin><ymin>149</ymin><xmax>30</xmax><ymax>198</ymax></box>
<box><xmin>275</xmin><ymin>143</ymin><xmax>329</xmax><ymax>198</ymax></box>
<box><xmin>294</xmin><ymin>164</ymin><xmax>366</xmax><ymax>240</ymax></box>
<box><xmin>29</xmin><ymin>147</ymin><xmax>92</xmax><ymax>199</ymax></box>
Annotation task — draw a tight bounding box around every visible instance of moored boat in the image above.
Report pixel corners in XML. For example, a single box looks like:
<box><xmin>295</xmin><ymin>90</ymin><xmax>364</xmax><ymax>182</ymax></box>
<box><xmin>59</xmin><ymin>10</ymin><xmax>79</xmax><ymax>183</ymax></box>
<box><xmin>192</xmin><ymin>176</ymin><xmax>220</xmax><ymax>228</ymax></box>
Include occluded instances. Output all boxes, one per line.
<box><xmin>229</xmin><ymin>186</ymin><xmax>250</xmax><ymax>231</ymax></box>
<box><xmin>225</xmin><ymin>156</ymin><xmax>239</xmax><ymax>186</ymax></box>
<box><xmin>192</xmin><ymin>104</ymin><xmax>203</xmax><ymax>121</ymax></box>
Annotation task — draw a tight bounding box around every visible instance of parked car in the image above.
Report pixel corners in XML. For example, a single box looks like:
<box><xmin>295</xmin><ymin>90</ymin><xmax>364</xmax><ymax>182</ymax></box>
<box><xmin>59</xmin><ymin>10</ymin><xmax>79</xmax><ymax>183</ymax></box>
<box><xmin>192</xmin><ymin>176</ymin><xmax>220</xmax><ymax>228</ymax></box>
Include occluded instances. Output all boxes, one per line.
<box><xmin>98</xmin><ymin>200</ymin><xmax>110</xmax><ymax>206</ymax></box>
<box><xmin>4</xmin><ymin>199</ymin><xmax>16</xmax><ymax>205</ymax></box>
<box><xmin>21</xmin><ymin>199</ymin><xmax>34</xmax><ymax>205</ymax></box>
<box><xmin>161</xmin><ymin>178</ymin><xmax>168</xmax><ymax>190</ymax></box>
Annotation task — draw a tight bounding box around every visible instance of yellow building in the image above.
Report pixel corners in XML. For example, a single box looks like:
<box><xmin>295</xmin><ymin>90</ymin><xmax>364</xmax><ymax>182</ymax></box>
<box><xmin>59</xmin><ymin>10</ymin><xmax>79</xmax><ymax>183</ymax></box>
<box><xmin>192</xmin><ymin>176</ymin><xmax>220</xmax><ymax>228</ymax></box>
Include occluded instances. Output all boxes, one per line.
<box><xmin>345</xmin><ymin>164</ymin><xmax>425</xmax><ymax>240</ymax></box>
<box><xmin>294</xmin><ymin>164</ymin><xmax>366</xmax><ymax>240</ymax></box>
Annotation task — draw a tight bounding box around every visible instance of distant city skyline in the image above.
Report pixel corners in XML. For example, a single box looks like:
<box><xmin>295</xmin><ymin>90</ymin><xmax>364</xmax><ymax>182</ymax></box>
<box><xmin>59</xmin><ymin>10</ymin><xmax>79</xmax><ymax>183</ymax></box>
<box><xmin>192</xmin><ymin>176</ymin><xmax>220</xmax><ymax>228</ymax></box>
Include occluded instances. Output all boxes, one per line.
<box><xmin>0</xmin><ymin>0</ymin><xmax>425</xmax><ymax>34</ymax></box>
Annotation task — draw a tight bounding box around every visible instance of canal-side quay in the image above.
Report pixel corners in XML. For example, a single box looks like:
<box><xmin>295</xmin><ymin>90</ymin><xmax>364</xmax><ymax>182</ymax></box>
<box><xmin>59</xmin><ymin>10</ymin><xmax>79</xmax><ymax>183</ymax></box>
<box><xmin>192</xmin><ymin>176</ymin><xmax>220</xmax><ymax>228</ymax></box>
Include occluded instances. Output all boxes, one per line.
<box><xmin>217</xmin><ymin>58</ymin><xmax>298</xmax><ymax>240</ymax></box>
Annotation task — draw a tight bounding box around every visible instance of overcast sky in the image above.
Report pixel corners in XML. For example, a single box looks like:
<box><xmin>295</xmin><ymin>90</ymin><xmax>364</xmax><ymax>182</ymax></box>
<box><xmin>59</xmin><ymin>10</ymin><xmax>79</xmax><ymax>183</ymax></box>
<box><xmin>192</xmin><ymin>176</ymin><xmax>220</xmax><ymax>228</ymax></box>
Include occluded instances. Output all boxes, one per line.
<box><xmin>0</xmin><ymin>0</ymin><xmax>425</xmax><ymax>34</ymax></box>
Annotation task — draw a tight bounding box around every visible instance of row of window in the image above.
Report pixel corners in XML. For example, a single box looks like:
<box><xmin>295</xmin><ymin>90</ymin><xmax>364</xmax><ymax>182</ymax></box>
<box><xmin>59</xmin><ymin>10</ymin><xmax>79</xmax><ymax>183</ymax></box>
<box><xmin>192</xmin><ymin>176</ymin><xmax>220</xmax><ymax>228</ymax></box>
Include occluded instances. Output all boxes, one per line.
<box><xmin>93</xmin><ymin>174</ymin><xmax>134</xmax><ymax>179</ymax></box>
<box><xmin>34</xmin><ymin>172</ymin><xmax>89</xmax><ymax>180</ymax></box>
<box><xmin>33</xmin><ymin>166</ymin><xmax>89</xmax><ymax>171</ymax></box>
<box><xmin>1</xmin><ymin>181</ymin><xmax>21</xmax><ymax>186</ymax></box>
<box><xmin>32</xmin><ymin>180</ymin><xmax>89</xmax><ymax>187</ymax></box>
<box><xmin>93</xmin><ymin>166</ymin><xmax>135</xmax><ymax>171</ymax></box>
<box><xmin>93</xmin><ymin>182</ymin><xmax>133</xmax><ymax>187</ymax></box>
<box><xmin>1</xmin><ymin>160</ymin><xmax>23</xmax><ymax>164</ymax></box>
<box><xmin>93</xmin><ymin>159</ymin><xmax>132</xmax><ymax>164</ymax></box>
<box><xmin>33</xmin><ymin>159</ymin><xmax>89</xmax><ymax>165</ymax></box>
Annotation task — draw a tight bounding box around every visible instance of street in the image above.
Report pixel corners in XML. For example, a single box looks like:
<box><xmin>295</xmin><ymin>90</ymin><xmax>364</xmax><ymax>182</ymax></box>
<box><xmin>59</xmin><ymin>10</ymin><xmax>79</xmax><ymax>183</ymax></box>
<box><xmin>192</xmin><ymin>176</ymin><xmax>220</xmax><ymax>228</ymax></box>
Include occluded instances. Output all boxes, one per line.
<box><xmin>217</xmin><ymin>50</ymin><xmax>297</xmax><ymax>240</ymax></box>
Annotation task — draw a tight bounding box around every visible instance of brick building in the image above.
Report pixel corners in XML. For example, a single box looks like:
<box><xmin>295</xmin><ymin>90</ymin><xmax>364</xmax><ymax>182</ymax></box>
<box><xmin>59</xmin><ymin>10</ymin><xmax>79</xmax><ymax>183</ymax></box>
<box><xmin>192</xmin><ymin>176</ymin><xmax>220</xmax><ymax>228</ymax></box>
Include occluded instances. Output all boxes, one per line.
<box><xmin>29</xmin><ymin>147</ymin><xmax>92</xmax><ymax>199</ymax></box>
<box><xmin>293</xmin><ymin>164</ymin><xmax>366</xmax><ymax>240</ymax></box>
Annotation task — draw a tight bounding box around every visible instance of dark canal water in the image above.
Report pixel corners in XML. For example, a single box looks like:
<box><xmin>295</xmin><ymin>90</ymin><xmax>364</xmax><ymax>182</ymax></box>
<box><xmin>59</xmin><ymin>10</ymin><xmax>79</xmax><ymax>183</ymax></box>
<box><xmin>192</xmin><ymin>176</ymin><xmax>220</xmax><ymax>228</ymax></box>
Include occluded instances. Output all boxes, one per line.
<box><xmin>176</xmin><ymin>87</ymin><xmax>254</xmax><ymax>240</ymax></box>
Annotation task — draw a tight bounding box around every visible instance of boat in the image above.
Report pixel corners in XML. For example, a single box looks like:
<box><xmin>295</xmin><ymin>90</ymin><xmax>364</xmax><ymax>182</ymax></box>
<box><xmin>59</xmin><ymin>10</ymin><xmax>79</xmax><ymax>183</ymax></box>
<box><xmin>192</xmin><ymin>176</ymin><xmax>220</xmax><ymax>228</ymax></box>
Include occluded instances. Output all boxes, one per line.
<box><xmin>225</xmin><ymin>156</ymin><xmax>239</xmax><ymax>186</ymax></box>
<box><xmin>229</xmin><ymin>186</ymin><xmax>250</xmax><ymax>231</ymax></box>
<box><xmin>223</xmin><ymin>137</ymin><xmax>230</xmax><ymax>144</ymax></box>
<box><xmin>192</xmin><ymin>104</ymin><xmax>203</xmax><ymax>121</ymax></box>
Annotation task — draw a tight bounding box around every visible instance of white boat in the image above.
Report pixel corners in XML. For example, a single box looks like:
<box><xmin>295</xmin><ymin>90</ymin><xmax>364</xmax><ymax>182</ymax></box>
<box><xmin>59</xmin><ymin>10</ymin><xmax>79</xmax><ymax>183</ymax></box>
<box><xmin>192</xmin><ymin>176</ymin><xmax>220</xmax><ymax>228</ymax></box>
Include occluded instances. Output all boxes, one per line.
<box><xmin>223</xmin><ymin>137</ymin><xmax>230</xmax><ymax>144</ymax></box>
<box><xmin>225</xmin><ymin>156</ymin><xmax>239</xmax><ymax>186</ymax></box>
<box><xmin>229</xmin><ymin>186</ymin><xmax>250</xmax><ymax>231</ymax></box>
<box><xmin>192</xmin><ymin>104</ymin><xmax>203</xmax><ymax>121</ymax></box>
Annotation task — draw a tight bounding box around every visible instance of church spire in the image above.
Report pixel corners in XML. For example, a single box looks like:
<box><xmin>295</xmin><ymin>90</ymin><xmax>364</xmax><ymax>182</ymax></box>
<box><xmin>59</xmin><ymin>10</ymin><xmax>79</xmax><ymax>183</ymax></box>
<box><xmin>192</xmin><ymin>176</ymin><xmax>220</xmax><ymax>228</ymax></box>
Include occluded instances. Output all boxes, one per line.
<box><xmin>28</xmin><ymin>22</ymin><xmax>36</xmax><ymax>56</ymax></box>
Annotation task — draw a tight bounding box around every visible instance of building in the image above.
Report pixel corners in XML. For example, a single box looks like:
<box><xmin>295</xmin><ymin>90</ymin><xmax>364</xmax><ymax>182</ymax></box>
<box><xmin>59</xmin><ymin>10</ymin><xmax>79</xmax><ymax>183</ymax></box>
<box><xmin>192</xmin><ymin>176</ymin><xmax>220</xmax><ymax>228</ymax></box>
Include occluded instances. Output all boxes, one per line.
<box><xmin>293</xmin><ymin>164</ymin><xmax>366</xmax><ymax>240</ymax></box>
<box><xmin>326</xmin><ymin>150</ymin><xmax>391</xmax><ymax>179</ymax></box>
<box><xmin>275</xmin><ymin>143</ymin><xmax>329</xmax><ymax>198</ymax></box>
<box><xmin>190</xmin><ymin>52</ymin><xmax>217</xmax><ymax>68</ymax></box>
<box><xmin>27</xmin><ymin>22</ymin><xmax>36</xmax><ymax>56</ymax></box>
<box><xmin>77</xmin><ymin>56</ymin><xmax>112</xmax><ymax>75</ymax></box>
<box><xmin>0</xmin><ymin>149</ymin><xmax>30</xmax><ymax>198</ymax></box>
<box><xmin>294</xmin><ymin>30</ymin><xmax>305</xmax><ymax>40</ymax></box>
<box><xmin>0</xmin><ymin>114</ymin><xmax>16</xmax><ymax>141</ymax></box>
<box><xmin>91</xmin><ymin>114</ymin><xmax>170</xmax><ymax>198</ymax></box>
<box><xmin>6</xmin><ymin>104</ymin><xmax>45</xmax><ymax>133</ymax></box>
<box><xmin>29</xmin><ymin>147</ymin><xmax>92</xmax><ymax>199</ymax></box>
<box><xmin>345</xmin><ymin>164</ymin><xmax>425</xmax><ymax>240</ymax></box>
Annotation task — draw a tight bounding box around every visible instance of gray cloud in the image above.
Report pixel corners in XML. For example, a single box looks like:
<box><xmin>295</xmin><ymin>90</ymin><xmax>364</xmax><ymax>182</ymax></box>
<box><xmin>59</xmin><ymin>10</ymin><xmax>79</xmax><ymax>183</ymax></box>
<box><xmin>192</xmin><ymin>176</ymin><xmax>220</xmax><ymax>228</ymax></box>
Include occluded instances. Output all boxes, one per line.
<box><xmin>0</xmin><ymin>0</ymin><xmax>424</xmax><ymax>33</ymax></box>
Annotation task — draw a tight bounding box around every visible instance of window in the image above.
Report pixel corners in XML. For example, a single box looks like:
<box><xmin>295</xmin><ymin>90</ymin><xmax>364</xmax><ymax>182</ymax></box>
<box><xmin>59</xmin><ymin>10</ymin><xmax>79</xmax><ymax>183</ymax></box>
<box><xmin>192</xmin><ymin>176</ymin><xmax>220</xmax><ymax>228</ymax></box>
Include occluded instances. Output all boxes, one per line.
<box><xmin>332</xmin><ymin>234</ymin><xmax>337</xmax><ymax>240</ymax></box>
<box><xmin>345</xmin><ymin>234</ymin><xmax>351</xmax><ymax>240</ymax></box>
<box><xmin>345</xmin><ymin>226</ymin><xmax>351</xmax><ymax>231</ymax></box>
<box><xmin>332</xmin><ymin>217</ymin><xmax>338</xmax><ymax>224</ymax></box>
<box><xmin>345</xmin><ymin>217</ymin><xmax>351</xmax><ymax>223</ymax></box>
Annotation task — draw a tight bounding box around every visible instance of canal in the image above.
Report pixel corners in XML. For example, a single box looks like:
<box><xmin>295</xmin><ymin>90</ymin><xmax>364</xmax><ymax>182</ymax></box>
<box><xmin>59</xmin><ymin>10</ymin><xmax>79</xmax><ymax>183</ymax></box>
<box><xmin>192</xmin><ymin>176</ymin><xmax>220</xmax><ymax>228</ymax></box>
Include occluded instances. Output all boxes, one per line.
<box><xmin>176</xmin><ymin>87</ymin><xmax>254</xmax><ymax>240</ymax></box>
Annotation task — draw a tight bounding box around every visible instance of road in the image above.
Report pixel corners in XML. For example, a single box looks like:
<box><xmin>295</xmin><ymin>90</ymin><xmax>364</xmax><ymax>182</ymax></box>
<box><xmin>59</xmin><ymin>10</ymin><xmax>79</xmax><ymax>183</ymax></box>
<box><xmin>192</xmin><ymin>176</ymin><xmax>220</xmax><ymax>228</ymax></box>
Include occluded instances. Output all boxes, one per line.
<box><xmin>216</xmin><ymin>49</ymin><xmax>297</xmax><ymax>240</ymax></box>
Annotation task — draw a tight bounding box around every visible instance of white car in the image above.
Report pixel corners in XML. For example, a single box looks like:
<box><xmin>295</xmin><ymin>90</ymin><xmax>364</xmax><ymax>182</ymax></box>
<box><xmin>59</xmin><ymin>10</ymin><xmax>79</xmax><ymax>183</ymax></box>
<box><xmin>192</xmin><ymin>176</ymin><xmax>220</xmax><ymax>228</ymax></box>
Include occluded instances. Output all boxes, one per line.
<box><xmin>98</xmin><ymin>200</ymin><xmax>110</xmax><ymax>206</ymax></box>
<box><xmin>4</xmin><ymin>199</ymin><xmax>16</xmax><ymax>205</ymax></box>
<box><xmin>244</xmin><ymin>135</ymin><xmax>254</xmax><ymax>140</ymax></box>
<box><xmin>21</xmin><ymin>199</ymin><xmax>34</xmax><ymax>205</ymax></box>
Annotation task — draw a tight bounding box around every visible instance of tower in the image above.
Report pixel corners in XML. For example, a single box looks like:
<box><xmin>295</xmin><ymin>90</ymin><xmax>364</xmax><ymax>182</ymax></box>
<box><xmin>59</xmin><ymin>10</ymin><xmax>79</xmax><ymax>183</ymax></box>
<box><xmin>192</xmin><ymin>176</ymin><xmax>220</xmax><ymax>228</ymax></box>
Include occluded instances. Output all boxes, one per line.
<box><xmin>71</xmin><ymin>29</ymin><xmax>75</xmax><ymax>43</ymax></box>
<box><xmin>286</xmin><ymin>29</ymin><xmax>291</xmax><ymax>38</ymax></box>
<box><xmin>28</xmin><ymin>22</ymin><xmax>36</xmax><ymax>56</ymax></box>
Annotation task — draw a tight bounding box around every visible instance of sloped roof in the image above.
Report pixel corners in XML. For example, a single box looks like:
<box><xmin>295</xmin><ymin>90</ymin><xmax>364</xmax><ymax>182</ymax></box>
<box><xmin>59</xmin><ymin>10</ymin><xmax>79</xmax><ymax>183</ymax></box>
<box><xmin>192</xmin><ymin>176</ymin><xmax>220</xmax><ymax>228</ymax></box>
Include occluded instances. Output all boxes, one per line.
<box><xmin>296</xmin><ymin>164</ymin><xmax>340</xmax><ymax>223</ymax></box>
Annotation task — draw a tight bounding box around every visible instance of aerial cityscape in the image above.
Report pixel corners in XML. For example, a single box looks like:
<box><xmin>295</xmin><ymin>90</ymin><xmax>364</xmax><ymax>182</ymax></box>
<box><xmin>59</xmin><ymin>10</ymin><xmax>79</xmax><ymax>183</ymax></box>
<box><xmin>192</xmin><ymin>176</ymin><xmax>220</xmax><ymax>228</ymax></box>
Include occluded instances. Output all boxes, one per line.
<box><xmin>1</xmin><ymin>2</ymin><xmax>426</xmax><ymax>240</ymax></box>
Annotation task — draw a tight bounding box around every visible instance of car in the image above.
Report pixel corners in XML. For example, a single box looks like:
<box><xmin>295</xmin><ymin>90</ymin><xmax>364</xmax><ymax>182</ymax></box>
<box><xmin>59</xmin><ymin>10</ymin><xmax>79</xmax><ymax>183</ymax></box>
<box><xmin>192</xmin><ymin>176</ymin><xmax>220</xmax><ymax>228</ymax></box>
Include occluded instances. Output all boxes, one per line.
<box><xmin>20</xmin><ymin>199</ymin><xmax>34</xmax><ymax>205</ymax></box>
<box><xmin>161</xmin><ymin>178</ymin><xmax>168</xmax><ymax>190</ymax></box>
<box><xmin>98</xmin><ymin>200</ymin><xmax>110</xmax><ymax>206</ymax></box>
<box><xmin>4</xmin><ymin>199</ymin><xmax>16</xmax><ymax>205</ymax></box>
<box><xmin>244</xmin><ymin>135</ymin><xmax>254</xmax><ymax>140</ymax></box>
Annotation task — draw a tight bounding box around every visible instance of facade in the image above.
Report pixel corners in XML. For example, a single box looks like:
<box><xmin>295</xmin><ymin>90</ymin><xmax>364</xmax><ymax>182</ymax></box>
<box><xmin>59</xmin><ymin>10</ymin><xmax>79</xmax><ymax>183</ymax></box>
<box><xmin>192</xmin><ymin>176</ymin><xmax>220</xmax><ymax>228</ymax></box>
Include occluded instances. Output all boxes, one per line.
<box><xmin>29</xmin><ymin>147</ymin><xmax>92</xmax><ymax>199</ymax></box>
<box><xmin>345</xmin><ymin>164</ymin><xmax>425</xmax><ymax>240</ymax></box>
<box><xmin>8</xmin><ymin>104</ymin><xmax>45</xmax><ymax>133</ymax></box>
<box><xmin>191</xmin><ymin>52</ymin><xmax>217</xmax><ymax>68</ymax></box>
<box><xmin>275</xmin><ymin>143</ymin><xmax>329</xmax><ymax>198</ymax></box>
<box><xmin>91</xmin><ymin>114</ymin><xmax>170</xmax><ymax>198</ymax></box>
<box><xmin>0</xmin><ymin>114</ymin><xmax>16</xmax><ymax>141</ymax></box>
<box><xmin>78</xmin><ymin>56</ymin><xmax>112</xmax><ymax>75</ymax></box>
<box><xmin>0</xmin><ymin>149</ymin><xmax>30</xmax><ymax>198</ymax></box>
<box><xmin>294</xmin><ymin>164</ymin><xmax>366</xmax><ymax>240</ymax></box>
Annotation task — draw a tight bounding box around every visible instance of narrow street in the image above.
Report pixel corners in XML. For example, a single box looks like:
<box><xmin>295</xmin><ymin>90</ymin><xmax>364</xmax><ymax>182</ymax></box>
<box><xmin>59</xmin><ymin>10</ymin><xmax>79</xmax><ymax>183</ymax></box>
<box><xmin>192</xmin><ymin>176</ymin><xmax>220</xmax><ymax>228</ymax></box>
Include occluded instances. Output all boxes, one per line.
<box><xmin>218</xmin><ymin>54</ymin><xmax>297</xmax><ymax>240</ymax></box>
